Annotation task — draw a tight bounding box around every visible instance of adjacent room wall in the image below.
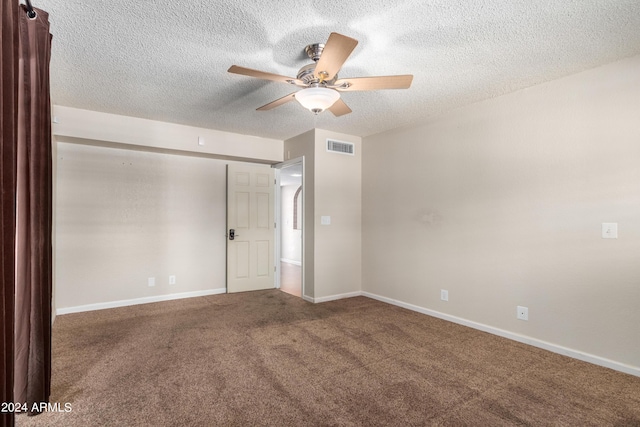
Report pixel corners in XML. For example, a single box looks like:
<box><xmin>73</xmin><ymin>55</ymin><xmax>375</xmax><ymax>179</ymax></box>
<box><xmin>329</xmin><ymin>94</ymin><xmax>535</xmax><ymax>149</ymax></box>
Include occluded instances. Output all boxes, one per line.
<box><xmin>284</xmin><ymin>130</ymin><xmax>315</xmax><ymax>300</ymax></box>
<box><xmin>362</xmin><ymin>54</ymin><xmax>640</xmax><ymax>373</ymax></box>
<box><xmin>281</xmin><ymin>184</ymin><xmax>302</xmax><ymax>264</ymax></box>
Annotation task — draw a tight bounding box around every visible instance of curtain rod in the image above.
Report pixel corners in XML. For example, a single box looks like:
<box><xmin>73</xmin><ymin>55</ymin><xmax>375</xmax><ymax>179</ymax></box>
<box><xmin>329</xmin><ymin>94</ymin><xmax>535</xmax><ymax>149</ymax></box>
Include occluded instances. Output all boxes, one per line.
<box><xmin>24</xmin><ymin>0</ymin><xmax>37</xmax><ymax>18</ymax></box>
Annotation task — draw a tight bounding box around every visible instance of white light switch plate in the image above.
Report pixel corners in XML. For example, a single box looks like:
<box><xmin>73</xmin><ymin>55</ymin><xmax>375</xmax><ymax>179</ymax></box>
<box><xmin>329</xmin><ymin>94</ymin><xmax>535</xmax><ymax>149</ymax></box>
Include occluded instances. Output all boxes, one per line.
<box><xmin>602</xmin><ymin>223</ymin><xmax>618</xmax><ymax>239</ymax></box>
<box><xmin>321</xmin><ymin>216</ymin><xmax>331</xmax><ymax>225</ymax></box>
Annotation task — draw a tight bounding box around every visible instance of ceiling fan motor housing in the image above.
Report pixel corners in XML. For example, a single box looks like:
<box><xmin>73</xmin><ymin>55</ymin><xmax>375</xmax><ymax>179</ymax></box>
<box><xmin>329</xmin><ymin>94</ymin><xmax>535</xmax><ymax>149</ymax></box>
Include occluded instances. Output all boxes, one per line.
<box><xmin>297</xmin><ymin>43</ymin><xmax>339</xmax><ymax>86</ymax></box>
<box><xmin>297</xmin><ymin>64</ymin><xmax>338</xmax><ymax>85</ymax></box>
<box><xmin>304</xmin><ymin>43</ymin><xmax>325</xmax><ymax>62</ymax></box>
<box><xmin>296</xmin><ymin>64</ymin><xmax>318</xmax><ymax>84</ymax></box>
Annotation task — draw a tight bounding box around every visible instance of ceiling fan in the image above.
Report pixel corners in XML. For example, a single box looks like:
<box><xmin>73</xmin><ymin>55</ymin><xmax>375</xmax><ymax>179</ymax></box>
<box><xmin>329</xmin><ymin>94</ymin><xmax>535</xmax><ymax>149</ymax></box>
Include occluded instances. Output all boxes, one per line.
<box><xmin>228</xmin><ymin>32</ymin><xmax>413</xmax><ymax>116</ymax></box>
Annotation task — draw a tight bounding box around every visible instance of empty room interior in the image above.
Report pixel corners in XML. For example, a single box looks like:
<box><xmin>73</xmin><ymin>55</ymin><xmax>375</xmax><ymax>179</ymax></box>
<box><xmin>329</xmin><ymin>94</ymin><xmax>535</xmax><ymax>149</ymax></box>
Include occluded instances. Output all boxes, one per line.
<box><xmin>8</xmin><ymin>0</ymin><xmax>640</xmax><ymax>425</ymax></box>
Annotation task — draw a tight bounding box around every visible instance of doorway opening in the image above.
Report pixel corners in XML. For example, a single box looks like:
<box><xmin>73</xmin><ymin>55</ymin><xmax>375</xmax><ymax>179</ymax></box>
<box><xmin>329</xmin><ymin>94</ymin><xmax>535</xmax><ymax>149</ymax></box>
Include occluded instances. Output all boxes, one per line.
<box><xmin>275</xmin><ymin>159</ymin><xmax>303</xmax><ymax>297</ymax></box>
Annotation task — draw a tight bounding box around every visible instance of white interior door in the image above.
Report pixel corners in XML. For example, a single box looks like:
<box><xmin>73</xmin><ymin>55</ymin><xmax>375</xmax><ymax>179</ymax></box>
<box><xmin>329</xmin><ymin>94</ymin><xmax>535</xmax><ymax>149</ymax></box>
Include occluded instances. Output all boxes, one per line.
<box><xmin>226</xmin><ymin>163</ymin><xmax>275</xmax><ymax>293</ymax></box>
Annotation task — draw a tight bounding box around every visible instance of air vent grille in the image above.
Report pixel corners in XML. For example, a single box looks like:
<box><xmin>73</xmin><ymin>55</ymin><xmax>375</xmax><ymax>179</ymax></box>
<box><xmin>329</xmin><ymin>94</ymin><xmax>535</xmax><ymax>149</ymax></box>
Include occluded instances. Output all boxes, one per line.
<box><xmin>326</xmin><ymin>139</ymin><xmax>354</xmax><ymax>156</ymax></box>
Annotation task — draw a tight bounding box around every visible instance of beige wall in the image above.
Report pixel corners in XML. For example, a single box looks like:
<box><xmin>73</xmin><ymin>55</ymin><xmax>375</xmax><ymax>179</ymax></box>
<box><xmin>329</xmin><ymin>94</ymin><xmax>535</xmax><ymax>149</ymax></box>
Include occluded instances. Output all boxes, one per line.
<box><xmin>362</xmin><ymin>54</ymin><xmax>640</xmax><ymax>370</ymax></box>
<box><xmin>284</xmin><ymin>128</ymin><xmax>363</xmax><ymax>301</ymax></box>
<box><xmin>53</xmin><ymin>106</ymin><xmax>284</xmax><ymax>312</ymax></box>
<box><xmin>56</xmin><ymin>142</ymin><xmax>231</xmax><ymax>310</ymax></box>
<box><xmin>52</xmin><ymin>106</ymin><xmax>283</xmax><ymax>163</ymax></box>
<box><xmin>313</xmin><ymin>129</ymin><xmax>362</xmax><ymax>300</ymax></box>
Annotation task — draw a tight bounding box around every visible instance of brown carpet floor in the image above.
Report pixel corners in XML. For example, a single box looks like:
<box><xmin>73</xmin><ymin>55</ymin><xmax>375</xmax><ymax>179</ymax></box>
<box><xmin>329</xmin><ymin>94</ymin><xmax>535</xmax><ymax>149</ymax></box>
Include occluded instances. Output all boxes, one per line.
<box><xmin>17</xmin><ymin>290</ymin><xmax>640</xmax><ymax>426</ymax></box>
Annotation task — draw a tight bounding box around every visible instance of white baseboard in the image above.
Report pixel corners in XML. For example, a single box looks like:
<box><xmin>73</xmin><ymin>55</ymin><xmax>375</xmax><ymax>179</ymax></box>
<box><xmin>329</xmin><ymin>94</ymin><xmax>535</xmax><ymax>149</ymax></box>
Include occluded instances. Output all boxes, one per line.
<box><xmin>280</xmin><ymin>258</ymin><xmax>302</xmax><ymax>266</ymax></box>
<box><xmin>362</xmin><ymin>291</ymin><xmax>639</xmax><ymax>378</ymax></box>
<box><xmin>312</xmin><ymin>291</ymin><xmax>363</xmax><ymax>304</ymax></box>
<box><xmin>56</xmin><ymin>288</ymin><xmax>227</xmax><ymax>315</ymax></box>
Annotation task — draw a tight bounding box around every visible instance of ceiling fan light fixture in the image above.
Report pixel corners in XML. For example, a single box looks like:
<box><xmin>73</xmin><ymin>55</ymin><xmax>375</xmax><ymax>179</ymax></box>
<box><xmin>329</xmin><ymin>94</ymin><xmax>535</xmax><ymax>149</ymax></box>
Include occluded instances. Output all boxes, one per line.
<box><xmin>295</xmin><ymin>87</ymin><xmax>340</xmax><ymax>114</ymax></box>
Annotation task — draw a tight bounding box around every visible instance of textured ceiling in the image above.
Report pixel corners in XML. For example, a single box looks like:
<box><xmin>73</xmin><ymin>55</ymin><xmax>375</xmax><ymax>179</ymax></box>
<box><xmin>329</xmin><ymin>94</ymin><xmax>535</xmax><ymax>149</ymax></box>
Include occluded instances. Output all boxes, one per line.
<box><xmin>43</xmin><ymin>0</ymin><xmax>640</xmax><ymax>141</ymax></box>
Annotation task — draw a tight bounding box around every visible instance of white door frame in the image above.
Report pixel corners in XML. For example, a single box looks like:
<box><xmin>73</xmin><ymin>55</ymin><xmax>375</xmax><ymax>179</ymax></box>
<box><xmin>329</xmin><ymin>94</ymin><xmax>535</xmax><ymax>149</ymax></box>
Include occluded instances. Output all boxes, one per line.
<box><xmin>273</xmin><ymin>157</ymin><xmax>305</xmax><ymax>297</ymax></box>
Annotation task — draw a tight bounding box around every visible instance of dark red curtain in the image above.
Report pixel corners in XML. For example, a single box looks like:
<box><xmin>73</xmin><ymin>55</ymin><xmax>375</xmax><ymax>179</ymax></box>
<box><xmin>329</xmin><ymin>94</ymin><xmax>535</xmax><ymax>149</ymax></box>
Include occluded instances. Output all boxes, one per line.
<box><xmin>14</xmin><ymin>3</ymin><xmax>53</xmax><ymax>415</ymax></box>
<box><xmin>1</xmin><ymin>2</ymin><xmax>52</xmax><ymax>426</ymax></box>
<box><xmin>1</xmin><ymin>2</ymin><xmax>20</xmax><ymax>426</ymax></box>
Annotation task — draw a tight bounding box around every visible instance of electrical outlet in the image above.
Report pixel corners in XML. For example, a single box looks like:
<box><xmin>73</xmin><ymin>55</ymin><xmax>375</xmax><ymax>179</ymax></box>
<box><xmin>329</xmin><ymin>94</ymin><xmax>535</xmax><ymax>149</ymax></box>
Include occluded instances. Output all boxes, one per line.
<box><xmin>440</xmin><ymin>289</ymin><xmax>449</xmax><ymax>301</ymax></box>
<box><xmin>169</xmin><ymin>275</ymin><xmax>176</xmax><ymax>285</ymax></box>
<box><xmin>148</xmin><ymin>277</ymin><xmax>155</xmax><ymax>287</ymax></box>
<box><xmin>517</xmin><ymin>305</ymin><xmax>528</xmax><ymax>321</ymax></box>
<box><xmin>602</xmin><ymin>223</ymin><xmax>618</xmax><ymax>239</ymax></box>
